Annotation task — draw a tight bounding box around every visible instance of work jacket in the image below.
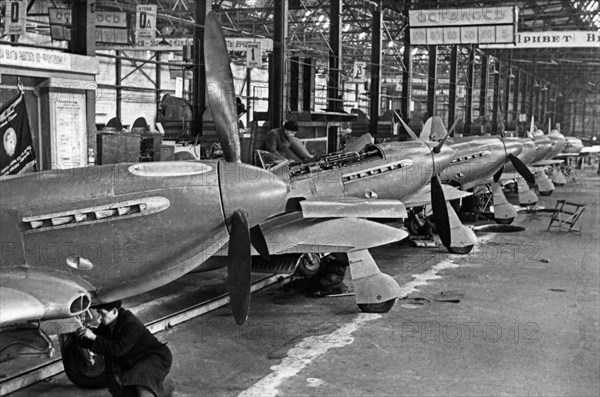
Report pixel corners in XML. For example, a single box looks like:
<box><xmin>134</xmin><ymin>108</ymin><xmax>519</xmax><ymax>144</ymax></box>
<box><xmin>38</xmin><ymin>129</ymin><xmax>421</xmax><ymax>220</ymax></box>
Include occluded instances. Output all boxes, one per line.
<box><xmin>80</xmin><ymin>308</ymin><xmax>172</xmax><ymax>396</ymax></box>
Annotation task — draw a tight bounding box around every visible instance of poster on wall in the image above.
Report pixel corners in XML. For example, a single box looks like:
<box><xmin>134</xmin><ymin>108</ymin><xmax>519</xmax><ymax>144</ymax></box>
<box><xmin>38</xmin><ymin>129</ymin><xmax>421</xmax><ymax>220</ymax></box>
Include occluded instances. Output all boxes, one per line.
<box><xmin>0</xmin><ymin>90</ymin><xmax>36</xmax><ymax>177</ymax></box>
<box><xmin>50</xmin><ymin>92</ymin><xmax>87</xmax><ymax>169</ymax></box>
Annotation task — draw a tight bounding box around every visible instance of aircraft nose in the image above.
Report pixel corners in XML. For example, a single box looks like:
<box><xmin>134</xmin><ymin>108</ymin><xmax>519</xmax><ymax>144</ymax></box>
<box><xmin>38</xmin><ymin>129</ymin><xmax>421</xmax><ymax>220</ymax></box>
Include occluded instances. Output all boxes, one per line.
<box><xmin>504</xmin><ymin>140</ymin><xmax>523</xmax><ymax>157</ymax></box>
<box><xmin>432</xmin><ymin>145</ymin><xmax>456</xmax><ymax>175</ymax></box>
<box><xmin>218</xmin><ymin>162</ymin><xmax>289</xmax><ymax>227</ymax></box>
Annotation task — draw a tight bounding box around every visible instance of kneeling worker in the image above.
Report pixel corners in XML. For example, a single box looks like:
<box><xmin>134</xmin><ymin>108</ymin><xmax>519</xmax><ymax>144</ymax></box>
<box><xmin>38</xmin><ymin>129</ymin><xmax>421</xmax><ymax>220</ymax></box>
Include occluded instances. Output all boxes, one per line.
<box><xmin>77</xmin><ymin>300</ymin><xmax>172</xmax><ymax>397</ymax></box>
<box><xmin>264</xmin><ymin>120</ymin><xmax>313</xmax><ymax>161</ymax></box>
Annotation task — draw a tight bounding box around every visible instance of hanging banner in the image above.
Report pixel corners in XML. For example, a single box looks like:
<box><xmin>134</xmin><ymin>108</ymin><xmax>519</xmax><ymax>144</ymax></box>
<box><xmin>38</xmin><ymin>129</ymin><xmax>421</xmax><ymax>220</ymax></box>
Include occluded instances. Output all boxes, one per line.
<box><xmin>481</xmin><ymin>31</ymin><xmax>600</xmax><ymax>49</ymax></box>
<box><xmin>135</xmin><ymin>4</ymin><xmax>157</xmax><ymax>46</ymax></box>
<box><xmin>246</xmin><ymin>41</ymin><xmax>262</xmax><ymax>68</ymax></box>
<box><xmin>409</xmin><ymin>6</ymin><xmax>517</xmax><ymax>45</ymax></box>
<box><xmin>0</xmin><ymin>91</ymin><xmax>36</xmax><ymax>176</ymax></box>
<box><xmin>351</xmin><ymin>61</ymin><xmax>367</xmax><ymax>83</ymax></box>
<box><xmin>3</xmin><ymin>0</ymin><xmax>27</xmax><ymax>35</ymax></box>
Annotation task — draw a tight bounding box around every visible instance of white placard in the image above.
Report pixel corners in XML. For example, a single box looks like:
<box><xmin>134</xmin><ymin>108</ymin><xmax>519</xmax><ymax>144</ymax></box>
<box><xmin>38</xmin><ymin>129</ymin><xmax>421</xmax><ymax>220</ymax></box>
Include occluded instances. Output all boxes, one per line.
<box><xmin>444</xmin><ymin>27</ymin><xmax>461</xmax><ymax>44</ymax></box>
<box><xmin>0</xmin><ymin>45</ymin><xmax>72</xmax><ymax>70</ymax></box>
<box><xmin>427</xmin><ymin>28</ymin><xmax>444</xmax><ymax>45</ymax></box>
<box><xmin>175</xmin><ymin>76</ymin><xmax>183</xmax><ymax>98</ymax></box>
<box><xmin>352</xmin><ymin>61</ymin><xmax>367</xmax><ymax>82</ymax></box>
<box><xmin>48</xmin><ymin>8</ymin><xmax>127</xmax><ymax>28</ymax></box>
<box><xmin>4</xmin><ymin>0</ymin><xmax>27</xmax><ymax>35</ymax></box>
<box><xmin>50</xmin><ymin>96</ymin><xmax>87</xmax><ymax>169</ymax></box>
<box><xmin>410</xmin><ymin>28</ymin><xmax>427</xmax><ymax>45</ymax></box>
<box><xmin>460</xmin><ymin>26</ymin><xmax>478</xmax><ymax>44</ymax></box>
<box><xmin>246</xmin><ymin>41</ymin><xmax>262</xmax><ymax>68</ymax></box>
<box><xmin>409</xmin><ymin>7</ymin><xmax>516</xmax><ymax>27</ymax></box>
<box><xmin>482</xmin><ymin>31</ymin><xmax>600</xmax><ymax>49</ymax></box>
<box><xmin>135</xmin><ymin>5</ymin><xmax>157</xmax><ymax>45</ymax></box>
<box><xmin>395</xmin><ymin>76</ymin><xmax>403</xmax><ymax>91</ymax></box>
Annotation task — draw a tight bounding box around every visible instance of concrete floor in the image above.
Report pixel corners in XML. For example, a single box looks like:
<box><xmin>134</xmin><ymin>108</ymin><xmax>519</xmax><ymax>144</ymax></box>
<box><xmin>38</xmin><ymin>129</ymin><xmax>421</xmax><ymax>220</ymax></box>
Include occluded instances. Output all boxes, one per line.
<box><xmin>9</xmin><ymin>171</ymin><xmax>600</xmax><ymax>397</ymax></box>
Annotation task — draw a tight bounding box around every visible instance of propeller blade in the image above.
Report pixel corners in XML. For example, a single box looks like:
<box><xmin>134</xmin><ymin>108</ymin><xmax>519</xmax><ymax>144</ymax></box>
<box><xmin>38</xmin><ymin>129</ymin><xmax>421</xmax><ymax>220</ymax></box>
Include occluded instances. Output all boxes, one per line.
<box><xmin>204</xmin><ymin>12</ymin><xmax>241</xmax><ymax>162</ymax></box>
<box><xmin>430</xmin><ymin>175</ymin><xmax>451</xmax><ymax>248</ymax></box>
<box><xmin>493</xmin><ymin>165</ymin><xmax>504</xmax><ymax>183</ymax></box>
<box><xmin>446</xmin><ymin>118</ymin><xmax>460</xmax><ymax>137</ymax></box>
<box><xmin>432</xmin><ymin>130</ymin><xmax>450</xmax><ymax>153</ymax></box>
<box><xmin>508</xmin><ymin>154</ymin><xmax>536</xmax><ymax>185</ymax></box>
<box><xmin>397</xmin><ymin>114</ymin><xmax>420</xmax><ymax>141</ymax></box>
<box><xmin>227</xmin><ymin>209</ymin><xmax>252</xmax><ymax>325</ymax></box>
<box><xmin>250</xmin><ymin>224</ymin><xmax>270</xmax><ymax>262</ymax></box>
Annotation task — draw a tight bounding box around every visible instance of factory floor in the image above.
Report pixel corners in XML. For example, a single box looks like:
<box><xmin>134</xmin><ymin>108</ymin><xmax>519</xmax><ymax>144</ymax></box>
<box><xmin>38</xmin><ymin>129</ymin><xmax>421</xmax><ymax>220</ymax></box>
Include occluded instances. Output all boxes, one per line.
<box><xmin>11</xmin><ymin>171</ymin><xmax>600</xmax><ymax>397</ymax></box>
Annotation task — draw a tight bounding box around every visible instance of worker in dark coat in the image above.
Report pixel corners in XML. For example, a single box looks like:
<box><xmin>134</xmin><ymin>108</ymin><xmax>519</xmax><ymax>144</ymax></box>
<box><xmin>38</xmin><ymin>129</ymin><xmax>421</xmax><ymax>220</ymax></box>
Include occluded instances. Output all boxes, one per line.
<box><xmin>263</xmin><ymin>120</ymin><xmax>313</xmax><ymax>161</ymax></box>
<box><xmin>77</xmin><ymin>300</ymin><xmax>172</xmax><ymax>397</ymax></box>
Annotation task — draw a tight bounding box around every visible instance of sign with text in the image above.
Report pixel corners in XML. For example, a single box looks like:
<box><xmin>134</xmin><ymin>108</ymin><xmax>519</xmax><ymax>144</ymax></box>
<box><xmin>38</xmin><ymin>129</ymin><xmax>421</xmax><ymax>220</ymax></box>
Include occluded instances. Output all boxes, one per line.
<box><xmin>246</xmin><ymin>41</ymin><xmax>262</xmax><ymax>68</ymax></box>
<box><xmin>135</xmin><ymin>4</ymin><xmax>157</xmax><ymax>45</ymax></box>
<box><xmin>352</xmin><ymin>61</ymin><xmax>367</xmax><ymax>83</ymax></box>
<box><xmin>409</xmin><ymin>6</ymin><xmax>517</xmax><ymax>45</ymax></box>
<box><xmin>481</xmin><ymin>31</ymin><xmax>600</xmax><ymax>49</ymax></box>
<box><xmin>3</xmin><ymin>0</ymin><xmax>27</xmax><ymax>35</ymax></box>
<box><xmin>0</xmin><ymin>45</ymin><xmax>72</xmax><ymax>70</ymax></box>
<box><xmin>48</xmin><ymin>8</ymin><xmax>128</xmax><ymax>43</ymax></box>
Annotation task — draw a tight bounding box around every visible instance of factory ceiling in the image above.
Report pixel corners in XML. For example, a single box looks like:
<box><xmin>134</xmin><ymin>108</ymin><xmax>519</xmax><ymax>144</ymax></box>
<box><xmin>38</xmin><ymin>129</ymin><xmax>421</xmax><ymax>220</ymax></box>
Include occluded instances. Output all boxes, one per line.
<box><xmin>11</xmin><ymin>0</ymin><xmax>600</xmax><ymax>95</ymax></box>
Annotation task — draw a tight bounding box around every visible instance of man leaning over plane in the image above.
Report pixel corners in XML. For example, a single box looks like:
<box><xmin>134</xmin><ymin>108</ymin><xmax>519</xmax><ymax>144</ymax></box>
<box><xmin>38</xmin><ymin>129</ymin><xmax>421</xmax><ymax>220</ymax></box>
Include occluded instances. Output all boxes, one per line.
<box><xmin>263</xmin><ymin>120</ymin><xmax>313</xmax><ymax>161</ymax></box>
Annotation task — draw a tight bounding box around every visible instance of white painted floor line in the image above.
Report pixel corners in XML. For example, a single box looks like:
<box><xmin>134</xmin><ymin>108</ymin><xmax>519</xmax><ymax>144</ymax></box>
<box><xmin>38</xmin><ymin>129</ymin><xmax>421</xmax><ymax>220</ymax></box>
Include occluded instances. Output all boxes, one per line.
<box><xmin>239</xmin><ymin>234</ymin><xmax>496</xmax><ymax>397</ymax></box>
<box><xmin>238</xmin><ymin>313</ymin><xmax>382</xmax><ymax>397</ymax></box>
<box><xmin>399</xmin><ymin>234</ymin><xmax>494</xmax><ymax>298</ymax></box>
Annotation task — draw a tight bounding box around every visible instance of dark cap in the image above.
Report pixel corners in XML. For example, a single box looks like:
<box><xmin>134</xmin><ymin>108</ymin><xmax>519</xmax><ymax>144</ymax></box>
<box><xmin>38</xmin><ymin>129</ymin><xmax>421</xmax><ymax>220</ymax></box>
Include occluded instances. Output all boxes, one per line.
<box><xmin>93</xmin><ymin>300</ymin><xmax>122</xmax><ymax>311</ymax></box>
<box><xmin>283</xmin><ymin>120</ymin><xmax>299</xmax><ymax>132</ymax></box>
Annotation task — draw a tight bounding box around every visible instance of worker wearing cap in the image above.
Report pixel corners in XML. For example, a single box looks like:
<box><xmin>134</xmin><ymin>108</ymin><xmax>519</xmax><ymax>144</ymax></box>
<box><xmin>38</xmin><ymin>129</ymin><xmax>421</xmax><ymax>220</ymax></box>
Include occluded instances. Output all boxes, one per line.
<box><xmin>263</xmin><ymin>120</ymin><xmax>313</xmax><ymax>161</ymax></box>
<box><xmin>77</xmin><ymin>300</ymin><xmax>172</xmax><ymax>397</ymax></box>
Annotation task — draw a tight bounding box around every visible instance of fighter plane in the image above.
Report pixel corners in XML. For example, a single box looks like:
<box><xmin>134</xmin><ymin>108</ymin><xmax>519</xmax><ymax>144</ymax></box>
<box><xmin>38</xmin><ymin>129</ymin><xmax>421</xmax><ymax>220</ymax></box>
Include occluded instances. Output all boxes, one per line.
<box><xmin>394</xmin><ymin>116</ymin><xmax>536</xmax><ymax>226</ymax></box>
<box><xmin>0</xmin><ymin>12</ymin><xmax>410</xmax><ymax>388</ymax></box>
<box><xmin>251</xmin><ymin>112</ymin><xmax>484</xmax><ymax>255</ymax></box>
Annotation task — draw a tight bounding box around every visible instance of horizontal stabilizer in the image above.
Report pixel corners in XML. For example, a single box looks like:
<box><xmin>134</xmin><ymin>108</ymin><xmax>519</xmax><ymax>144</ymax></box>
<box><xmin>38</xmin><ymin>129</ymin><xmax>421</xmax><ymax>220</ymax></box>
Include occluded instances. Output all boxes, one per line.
<box><xmin>300</xmin><ymin>197</ymin><xmax>407</xmax><ymax>219</ymax></box>
<box><xmin>403</xmin><ymin>184</ymin><xmax>472</xmax><ymax>208</ymax></box>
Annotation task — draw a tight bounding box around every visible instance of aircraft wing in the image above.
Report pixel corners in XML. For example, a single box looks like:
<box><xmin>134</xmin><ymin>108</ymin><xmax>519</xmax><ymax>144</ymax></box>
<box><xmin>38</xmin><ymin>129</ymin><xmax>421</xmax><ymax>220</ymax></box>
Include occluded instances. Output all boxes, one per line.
<box><xmin>300</xmin><ymin>197</ymin><xmax>407</xmax><ymax>218</ymax></box>
<box><xmin>531</xmin><ymin>159</ymin><xmax>564</xmax><ymax>166</ymax></box>
<box><xmin>216</xmin><ymin>211</ymin><xmax>408</xmax><ymax>256</ymax></box>
<box><xmin>402</xmin><ymin>184</ymin><xmax>472</xmax><ymax>208</ymax></box>
<box><xmin>0</xmin><ymin>270</ymin><xmax>92</xmax><ymax>326</ymax></box>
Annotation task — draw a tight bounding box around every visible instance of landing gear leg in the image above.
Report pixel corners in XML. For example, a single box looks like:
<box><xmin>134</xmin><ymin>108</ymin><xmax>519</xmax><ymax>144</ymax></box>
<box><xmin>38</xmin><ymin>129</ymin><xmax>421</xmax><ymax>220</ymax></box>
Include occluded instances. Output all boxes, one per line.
<box><xmin>491</xmin><ymin>182</ymin><xmax>516</xmax><ymax>224</ymax></box>
<box><xmin>347</xmin><ymin>249</ymin><xmax>400</xmax><ymax>313</ymax></box>
<box><xmin>444</xmin><ymin>202</ymin><xmax>476</xmax><ymax>255</ymax></box>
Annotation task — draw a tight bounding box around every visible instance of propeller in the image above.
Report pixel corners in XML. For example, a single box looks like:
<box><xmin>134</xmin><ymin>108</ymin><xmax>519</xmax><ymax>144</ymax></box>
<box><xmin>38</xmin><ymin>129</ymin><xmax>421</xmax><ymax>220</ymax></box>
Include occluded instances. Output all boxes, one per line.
<box><xmin>204</xmin><ymin>12</ymin><xmax>241</xmax><ymax>163</ymax></box>
<box><xmin>508</xmin><ymin>153</ymin><xmax>536</xmax><ymax>184</ymax></box>
<box><xmin>397</xmin><ymin>115</ymin><xmax>455</xmax><ymax>248</ymax></box>
<box><xmin>397</xmin><ymin>114</ymin><xmax>420</xmax><ymax>141</ymax></box>
<box><xmin>204</xmin><ymin>12</ymin><xmax>275</xmax><ymax>324</ymax></box>
<box><xmin>227</xmin><ymin>210</ymin><xmax>252</xmax><ymax>325</ymax></box>
<box><xmin>430</xmin><ymin>175</ymin><xmax>452</xmax><ymax>248</ymax></box>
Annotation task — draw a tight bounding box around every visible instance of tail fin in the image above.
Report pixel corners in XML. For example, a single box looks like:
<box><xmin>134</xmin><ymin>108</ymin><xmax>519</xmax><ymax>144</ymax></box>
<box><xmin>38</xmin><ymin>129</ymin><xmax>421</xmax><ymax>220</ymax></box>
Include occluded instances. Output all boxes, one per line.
<box><xmin>421</xmin><ymin>116</ymin><xmax>448</xmax><ymax>142</ymax></box>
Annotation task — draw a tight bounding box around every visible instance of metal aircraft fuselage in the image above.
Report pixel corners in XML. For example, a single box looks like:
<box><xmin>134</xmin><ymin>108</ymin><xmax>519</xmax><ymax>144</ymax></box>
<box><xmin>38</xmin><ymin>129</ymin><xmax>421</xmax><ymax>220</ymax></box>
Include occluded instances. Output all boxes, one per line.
<box><xmin>440</xmin><ymin>137</ymin><xmax>523</xmax><ymax>189</ymax></box>
<box><xmin>503</xmin><ymin>138</ymin><xmax>537</xmax><ymax>173</ymax></box>
<box><xmin>560</xmin><ymin>137</ymin><xmax>584</xmax><ymax>155</ymax></box>
<box><xmin>283</xmin><ymin>141</ymin><xmax>455</xmax><ymax>202</ymax></box>
<box><xmin>530</xmin><ymin>136</ymin><xmax>553</xmax><ymax>163</ymax></box>
<box><xmin>0</xmin><ymin>161</ymin><xmax>287</xmax><ymax>325</ymax></box>
<box><xmin>547</xmin><ymin>133</ymin><xmax>567</xmax><ymax>159</ymax></box>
